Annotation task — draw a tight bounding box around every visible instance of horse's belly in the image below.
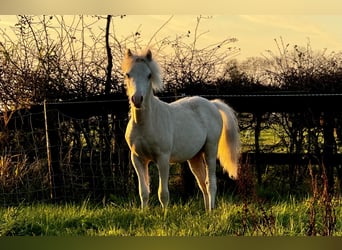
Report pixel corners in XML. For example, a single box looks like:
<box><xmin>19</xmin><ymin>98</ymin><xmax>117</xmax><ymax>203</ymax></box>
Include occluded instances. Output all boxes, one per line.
<box><xmin>169</xmin><ymin>127</ymin><xmax>206</xmax><ymax>163</ymax></box>
<box><xmin>169</xmin><ymin>143</ymin><xmax>204</xmax><ymax>163</ymax></box>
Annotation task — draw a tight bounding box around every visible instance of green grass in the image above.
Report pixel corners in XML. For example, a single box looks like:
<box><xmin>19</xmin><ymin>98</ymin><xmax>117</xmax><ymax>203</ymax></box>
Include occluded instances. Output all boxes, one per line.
<box><xmin>0</xmin><ymin>196</ymin><xmax>340</xmax><ymax>236</ymax></box>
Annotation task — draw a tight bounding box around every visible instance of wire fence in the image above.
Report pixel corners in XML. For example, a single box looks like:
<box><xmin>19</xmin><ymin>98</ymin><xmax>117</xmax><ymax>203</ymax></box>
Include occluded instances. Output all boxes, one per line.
<box><xmin>0</xmin><ymin>105</ymin><xmax>138</xmax><ymax>206</ymax></box>
<box><xmin>0</xmin><ymin>95</ymin><xmax>342</xmax><ymax>206</ymax></box>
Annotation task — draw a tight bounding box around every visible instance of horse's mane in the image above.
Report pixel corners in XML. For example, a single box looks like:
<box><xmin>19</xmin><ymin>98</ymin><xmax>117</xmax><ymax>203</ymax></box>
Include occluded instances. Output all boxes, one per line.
<box><xmin>122</xmin><ymin>49</ymin><xmax>164</xmax><ymax>92</ymax></box>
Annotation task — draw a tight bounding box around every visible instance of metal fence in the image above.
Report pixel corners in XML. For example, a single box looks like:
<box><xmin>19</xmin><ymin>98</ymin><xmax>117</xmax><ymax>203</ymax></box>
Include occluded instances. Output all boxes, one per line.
<box><xmin>0</xmin><ymin>102</ymin><xmax>135</xmax><ymax>205</ymax></box>
<box><xmin>0</xmin><ymin>93</ymin><xmax>341</xmax><ymax>205</ymax></box>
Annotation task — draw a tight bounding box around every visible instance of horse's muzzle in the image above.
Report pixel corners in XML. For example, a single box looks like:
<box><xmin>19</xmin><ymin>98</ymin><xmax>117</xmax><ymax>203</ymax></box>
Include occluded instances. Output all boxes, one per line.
<box><xmin>131</xmin><ymin>95</ymin><xmax>143</xmax><ymax>109</ymax></box>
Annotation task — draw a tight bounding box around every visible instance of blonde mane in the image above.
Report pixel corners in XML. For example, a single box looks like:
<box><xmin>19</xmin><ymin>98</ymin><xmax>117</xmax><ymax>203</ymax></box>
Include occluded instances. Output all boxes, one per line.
<box><xmin>122</xmin><ymin>49</ymin><xmax>164</xmax><ymax>92</ymax></box>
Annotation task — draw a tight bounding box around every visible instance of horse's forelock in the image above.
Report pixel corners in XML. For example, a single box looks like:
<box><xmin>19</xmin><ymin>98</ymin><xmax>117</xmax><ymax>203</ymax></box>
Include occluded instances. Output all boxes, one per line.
<box><xmin>135</xmin><ymin>57</ymin><xmax>145</xmax><ymax>63</ymax></box>
<box><xmin>122</xmin><ymin>50</ymin><xmax>164</xmax><ymax>92</ymax></box>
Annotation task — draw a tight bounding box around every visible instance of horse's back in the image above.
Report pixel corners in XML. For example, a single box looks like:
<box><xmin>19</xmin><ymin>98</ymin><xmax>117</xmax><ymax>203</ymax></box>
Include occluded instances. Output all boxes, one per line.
<box><xmin>170</xmin><ymin>96</ymin><xmax>215</xmax><ymax>112</ymax></box>
<box><xmin>170</xmin><ymin>96</ymin><xmax>222</xmax><ymax>127</ymax></box>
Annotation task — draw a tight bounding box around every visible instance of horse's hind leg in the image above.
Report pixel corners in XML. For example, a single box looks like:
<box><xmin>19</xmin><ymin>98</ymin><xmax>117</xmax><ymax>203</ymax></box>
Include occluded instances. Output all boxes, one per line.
<box><xmin>188</xmin><ymin>153</ymin><xmax>210</xmax><ymax>210</ymax></box>
<box><xmin>203</xmin><ymin>145</ymin><xmax>218</xmax><ymax>211</ymax></box>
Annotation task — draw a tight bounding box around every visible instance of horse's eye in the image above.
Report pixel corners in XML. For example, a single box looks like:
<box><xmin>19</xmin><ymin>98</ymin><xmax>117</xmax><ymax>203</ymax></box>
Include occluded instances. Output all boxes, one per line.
<box><xmin>148</xmin><ymin>73</ymin><xmax>152</xmax><ymax>79</ymax></box>
<box><xmin>125</xmin><ymin>73</ymin><xmax>130</xmax><ymax>78</ymax></box>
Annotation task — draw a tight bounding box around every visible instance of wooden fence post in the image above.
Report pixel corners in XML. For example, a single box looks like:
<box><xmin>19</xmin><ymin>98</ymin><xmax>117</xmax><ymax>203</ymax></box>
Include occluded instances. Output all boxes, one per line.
<box><xmin>254</xmin><ymin>112</ymin><xmax>262</xmax><ymax>185</ymax></box>
<box><xmin>323</xmin><ymin>111</ymin><xmax>336</xmax><ymax>193</ymax></box>
<box><xmin>44</xmin><ymin>99</ymin><xmax>54</xmax><ymax>199</ymax></box>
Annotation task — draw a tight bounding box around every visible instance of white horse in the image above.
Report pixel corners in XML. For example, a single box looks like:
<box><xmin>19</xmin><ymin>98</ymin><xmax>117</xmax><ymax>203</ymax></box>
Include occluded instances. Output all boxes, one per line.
<box><xmin>122</xmin><ymin>49</ymin><xmax>240</xmax><ymax>211</ymax></box>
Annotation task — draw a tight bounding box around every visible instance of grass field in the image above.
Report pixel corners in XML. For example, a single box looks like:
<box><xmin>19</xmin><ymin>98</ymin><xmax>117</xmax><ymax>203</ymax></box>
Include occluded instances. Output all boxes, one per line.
<box><xmin>0</xmin><ymin>195</ymin><xmax>340</xmax><ymax>236</ymax></box>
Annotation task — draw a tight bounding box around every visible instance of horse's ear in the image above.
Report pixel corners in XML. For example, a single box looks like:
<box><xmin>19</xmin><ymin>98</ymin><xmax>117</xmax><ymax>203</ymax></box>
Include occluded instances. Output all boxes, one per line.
<box><xmin>125</xmin><ymin>49</ymin><xmax>133</xmax><ymax>58</ymax></box>
<box><xmin>146</xmin><ymin>49</ymin><xmax>152</xmax><ymax>61</ymax></box>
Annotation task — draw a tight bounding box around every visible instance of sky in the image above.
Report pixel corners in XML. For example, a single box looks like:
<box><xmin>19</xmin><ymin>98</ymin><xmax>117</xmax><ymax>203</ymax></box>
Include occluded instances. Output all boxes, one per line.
<box><xmin>112</xmin><ymin>15</ymin><xmax>342</xmax><ymax>59</ymax></box>
<box><xmin>0</xmin><ymin>15</ymin><xmax>342</xmax><ymax>60</ymax></box>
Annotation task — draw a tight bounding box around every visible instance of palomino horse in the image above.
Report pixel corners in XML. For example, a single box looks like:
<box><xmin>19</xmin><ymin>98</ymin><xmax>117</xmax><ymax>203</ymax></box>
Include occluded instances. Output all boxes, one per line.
<box><xmin>122</xmin><ymin>49</ymin><xmax>240</xmax><ymax>211</ymax></box>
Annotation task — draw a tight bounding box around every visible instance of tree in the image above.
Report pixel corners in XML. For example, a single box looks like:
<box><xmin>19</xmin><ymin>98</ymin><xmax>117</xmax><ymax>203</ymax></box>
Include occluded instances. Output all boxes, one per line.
<box><xmin>262</xmin><ymin>37</ymin><xmax>342</xmax><ymax>191</ymax></box>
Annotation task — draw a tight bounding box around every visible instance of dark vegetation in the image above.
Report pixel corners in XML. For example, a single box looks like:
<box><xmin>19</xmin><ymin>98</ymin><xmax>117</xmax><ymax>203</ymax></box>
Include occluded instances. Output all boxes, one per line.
<box><xmin>0</xmin><ymin>15</ymin><xmax>341</xmax><ymax>232</ymax></box>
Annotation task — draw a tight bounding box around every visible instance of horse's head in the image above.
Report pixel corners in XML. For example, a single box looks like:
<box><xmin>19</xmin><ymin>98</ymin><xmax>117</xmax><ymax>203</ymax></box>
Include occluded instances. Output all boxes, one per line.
<box><xmin>122</xmin><ymin>49</ymin><xmax>163</xmax><ymax>109</ymax></box>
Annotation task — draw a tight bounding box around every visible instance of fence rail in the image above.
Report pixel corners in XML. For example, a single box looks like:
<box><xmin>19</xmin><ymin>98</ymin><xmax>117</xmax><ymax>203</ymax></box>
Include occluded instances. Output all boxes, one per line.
<box><xmin>242</xmin><ymin>153</ymin><xmax>342</xmax><ymax>165</ymax></box>
<box><xmin>36</xmin><ymin>92</ymin><xmax>342</xmax><ymax>118</ymax></box>
<box><xmin>218</xmin><ymin>93</ymin><xmax>342</xmax><ymax>112</ymax></box>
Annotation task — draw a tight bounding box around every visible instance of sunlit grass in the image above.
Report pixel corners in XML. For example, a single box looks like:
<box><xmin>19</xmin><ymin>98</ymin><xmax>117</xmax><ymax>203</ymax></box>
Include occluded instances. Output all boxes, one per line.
<box><xmin>0</xmin><ymin>196</ymin><xmax>340</xmax><ymax>236</ymax></box>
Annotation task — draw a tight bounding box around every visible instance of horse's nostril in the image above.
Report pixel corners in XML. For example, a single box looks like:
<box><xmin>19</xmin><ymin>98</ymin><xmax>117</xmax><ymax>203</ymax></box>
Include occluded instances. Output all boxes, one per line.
<box><xmin>131</xmin><ymin>95</ymin><xmax>143</xmax><ymax>108</ymax></box>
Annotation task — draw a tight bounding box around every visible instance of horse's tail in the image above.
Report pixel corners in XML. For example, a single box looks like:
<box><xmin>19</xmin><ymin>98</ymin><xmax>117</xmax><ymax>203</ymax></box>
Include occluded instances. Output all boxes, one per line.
<box><xmin>212</xmin><ymin>99</ymin><xmax>240</xmax><ymax>179</ymax></box>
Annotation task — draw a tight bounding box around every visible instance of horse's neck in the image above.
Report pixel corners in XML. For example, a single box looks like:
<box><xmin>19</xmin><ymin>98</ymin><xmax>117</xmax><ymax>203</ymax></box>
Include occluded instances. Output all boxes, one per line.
<box><xmin>131</xmin><ymin>107</ymin><xmax>145</xmax><ymax>124</ymax></box>
<box><xmin>131</xmin><ymin>94</ymin><xmax>160</xmax><ymax>126</ymax></box>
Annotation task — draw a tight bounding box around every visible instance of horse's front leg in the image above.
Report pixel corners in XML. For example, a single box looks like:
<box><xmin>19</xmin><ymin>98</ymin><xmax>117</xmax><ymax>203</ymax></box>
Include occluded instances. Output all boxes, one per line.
<box><xmin>156</xmin><ymin>155</ymin><xmax>170</xmax><ymax>209</ymax></box>
<box><xmin>131</xmin><ymin>153</ymin><xmax>150</xmax><ymax>209</ymax></box>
